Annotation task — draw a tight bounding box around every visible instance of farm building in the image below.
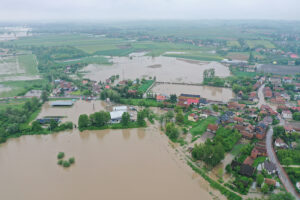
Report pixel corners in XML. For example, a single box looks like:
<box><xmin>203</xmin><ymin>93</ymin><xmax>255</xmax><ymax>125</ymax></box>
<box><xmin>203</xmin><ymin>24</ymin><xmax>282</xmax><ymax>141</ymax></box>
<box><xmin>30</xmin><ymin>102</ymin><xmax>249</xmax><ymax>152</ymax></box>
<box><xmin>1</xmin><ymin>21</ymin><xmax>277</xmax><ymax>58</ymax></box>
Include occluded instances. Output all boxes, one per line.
<box><xmin>50</xmin><ymin>101</ymin><xmax>74</xmax><ymax>106</ymax></box>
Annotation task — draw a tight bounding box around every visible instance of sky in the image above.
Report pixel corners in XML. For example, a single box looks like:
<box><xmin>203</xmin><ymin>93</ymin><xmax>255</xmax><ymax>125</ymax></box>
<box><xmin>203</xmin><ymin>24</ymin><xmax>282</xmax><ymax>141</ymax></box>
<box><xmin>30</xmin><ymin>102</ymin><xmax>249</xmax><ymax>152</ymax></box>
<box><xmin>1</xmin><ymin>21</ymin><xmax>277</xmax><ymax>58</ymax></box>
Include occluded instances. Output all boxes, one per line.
<box><xmin>1</xmin><ymin>0</ymin><xmax>299</xmax><ymax>21</ymax></box>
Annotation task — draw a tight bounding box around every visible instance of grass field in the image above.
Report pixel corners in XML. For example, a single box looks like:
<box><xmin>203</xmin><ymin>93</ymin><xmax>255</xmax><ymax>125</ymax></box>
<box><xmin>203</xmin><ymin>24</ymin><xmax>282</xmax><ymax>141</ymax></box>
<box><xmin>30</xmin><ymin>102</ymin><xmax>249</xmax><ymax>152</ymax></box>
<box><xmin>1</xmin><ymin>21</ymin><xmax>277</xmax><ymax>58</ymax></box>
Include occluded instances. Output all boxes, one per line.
<box><xmin>230</xmin><ymin>143</ymin><xmax>244</xmax><ymax>156</ymax></box>
<box><xmin>18</xmin><ymin>54</ymin><xmax>39</xmax><ymax>75</ymax></box>
<box><xmin>226</xmin><ymin>52</ymin><xmax>249</xmax><ymax>60</ymax></box>
<box><xmin>190</xmin><ymin>116</ymin><xmax>217</xmax><ymax>136</ymax></box>
<box><xmin>138</xmin><ymin>80</ymin><xmax>155</xmax><ymax>93</ymax></box>
<box><xmin>0</xmin><ymin>99</ymin><xmax>27</xmax><ymax>110</ymax></box>
<box><xmin>246</xmin><ymin>40</ymin><xmax>275</xmax><ymax>49</ymax></box>
<box><xmin>0</xmin><ymin>79</ymin><xmax>47</xmax><ymax>98</ymax></box>
<box><xmin>56</xmin><ymin>55</ymin><xmax>111</xmax><ymax>65</ymax></box>
<box><xmin>227</xmin><ymin>40</ymin><xmax>241</xmax><ymax>48</ymax></box>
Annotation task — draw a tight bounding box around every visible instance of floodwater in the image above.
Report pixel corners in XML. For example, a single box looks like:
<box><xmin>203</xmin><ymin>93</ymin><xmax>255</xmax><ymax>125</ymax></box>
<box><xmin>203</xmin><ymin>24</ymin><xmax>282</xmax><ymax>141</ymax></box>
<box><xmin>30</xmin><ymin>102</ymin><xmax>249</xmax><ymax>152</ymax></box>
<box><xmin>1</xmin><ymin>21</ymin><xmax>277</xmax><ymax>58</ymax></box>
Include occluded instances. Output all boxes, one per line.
<box><xmin>0</xmin><ymin>100</ymin><xmax>226</xmax><ymax>200</ymax></box>
<box><xmin>152</xmin><ymin>83</ymin><xmax>235</xmax><ymax>102</ymax></box>
<box><xmin>82</xmin><ymin>56</ymin><xmax>230</xmax><ymax>83</ymax></box>
<box><xmin>0</xmin><ymin>122</ymin><xmax>218</xmax><ymax>200</ymax></box>
<box><xmin>37</xmin><ymin>100</ymin><xmax>107</xmax><ymax>124</ymax></box>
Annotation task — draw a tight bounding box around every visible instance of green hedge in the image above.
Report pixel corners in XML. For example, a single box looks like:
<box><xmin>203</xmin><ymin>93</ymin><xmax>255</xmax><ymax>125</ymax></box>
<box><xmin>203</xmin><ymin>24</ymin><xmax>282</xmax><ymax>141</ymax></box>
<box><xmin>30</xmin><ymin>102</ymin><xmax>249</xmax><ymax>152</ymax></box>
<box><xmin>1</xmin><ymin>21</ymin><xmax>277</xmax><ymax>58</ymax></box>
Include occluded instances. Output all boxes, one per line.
<box><xmin>187</xmin><ymin>161</ymin><xmax>242</xmax><ymax>200</ymax></box>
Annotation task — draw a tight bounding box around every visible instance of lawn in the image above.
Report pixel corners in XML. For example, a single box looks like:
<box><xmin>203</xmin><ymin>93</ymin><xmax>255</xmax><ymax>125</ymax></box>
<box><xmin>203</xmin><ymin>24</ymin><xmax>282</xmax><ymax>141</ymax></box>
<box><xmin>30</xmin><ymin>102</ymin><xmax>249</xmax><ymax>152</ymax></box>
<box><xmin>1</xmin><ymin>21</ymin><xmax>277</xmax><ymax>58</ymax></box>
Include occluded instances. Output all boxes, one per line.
<box><xmin>55</xmin><ymin>56</ymin><xmax>111</xmax><ymax>65</ymax></box>
<box><xmin>230</xmin><ymin>143</ymin><xmax>244</xmax><ymax>156</ymax></box>
<box><xmin>138</xmin><ymin>80</ymin><xmax>155</xmax><ymax>93</ymax></box>
<box><xmin>253</xmin><ymin>156</ymin><xmax>267</xmax><ymax>167</ymax></box>
<box><xmin>18</xmin><ymin>54</ymin><xmax>39</xmax><ymax>75</ymax></box>
<box><xmin>246</xmin><ymin>40</ymin><xmax>275</xmax><ymax>49</ymax></box>
<box><xmin>0</xmin><ymin>79</ymin><xmax>47</xmax><ymax>98</ymax></box>
<box><xmin>230</xmin><ymin>67</ymin><xmax>257</xmax><ymax>78</ymax></box>
<box><xmin>227</xmin><ymin>40</ymin><xmax>241</xmax><ymax>48</ymax></box>
<box><xmin>190</xmin><ymin>116</ymin><xmax>217</xmax><ymax>136</ymax></box>
<box><xmin>0</xmin><ymin>99</ymin><xmax>27</xmax><ymax>110</ymax></box>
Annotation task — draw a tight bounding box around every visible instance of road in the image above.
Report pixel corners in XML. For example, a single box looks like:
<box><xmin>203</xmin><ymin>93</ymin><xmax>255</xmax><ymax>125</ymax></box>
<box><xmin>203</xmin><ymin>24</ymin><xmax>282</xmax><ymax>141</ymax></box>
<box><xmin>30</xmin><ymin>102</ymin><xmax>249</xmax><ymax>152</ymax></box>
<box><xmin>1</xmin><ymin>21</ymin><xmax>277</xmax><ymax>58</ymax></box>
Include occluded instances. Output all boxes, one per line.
<box><xmin>266</xmin><ymin>127</ymin><xmax>299</xmax><ymax>199</ymax></box>
<box><xmin>258</xmin><ymin>84</ymin><xmax>300</xmax><ymax>199</ymax></box>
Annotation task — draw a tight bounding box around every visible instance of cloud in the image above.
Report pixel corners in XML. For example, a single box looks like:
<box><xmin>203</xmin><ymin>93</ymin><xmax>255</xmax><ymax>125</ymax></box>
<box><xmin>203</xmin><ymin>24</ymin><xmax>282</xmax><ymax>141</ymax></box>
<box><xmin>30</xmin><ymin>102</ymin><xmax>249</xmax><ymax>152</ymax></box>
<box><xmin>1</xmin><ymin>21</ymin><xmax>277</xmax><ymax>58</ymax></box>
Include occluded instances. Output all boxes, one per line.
<box><xmin>0</xmin><ymin>0</ymin><xmax>299</xmax><ymax>21</ymax></box>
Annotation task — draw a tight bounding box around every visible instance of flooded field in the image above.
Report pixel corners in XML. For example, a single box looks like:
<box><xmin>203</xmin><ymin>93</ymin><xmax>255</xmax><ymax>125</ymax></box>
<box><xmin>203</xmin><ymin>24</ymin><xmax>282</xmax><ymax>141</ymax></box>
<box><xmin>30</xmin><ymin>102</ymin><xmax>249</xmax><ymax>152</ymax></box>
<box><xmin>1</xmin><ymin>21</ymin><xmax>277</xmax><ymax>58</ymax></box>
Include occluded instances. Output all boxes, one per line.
<box><xmin>0</xmin><ymin>100</ymin><xmax>227</xmax><ymax>200</ymax></box>
<box><xmin>0</xmin><ymin>128</ymin><xmax>218</xmax><ymax>199</ymax></box>
<box><xmin>82</xmin><ymin>56</ymin><xmax>230</xmax><ymax>83</ymax></box>
<box><xmin>37</xmin><ymin>100</ymin><xmax>107</xmax><ymax>124</ymax></box>
<box><xmin>151</xmin><ymin>83</ymin><xmax>235</xmax><ymax>102</ymax></box>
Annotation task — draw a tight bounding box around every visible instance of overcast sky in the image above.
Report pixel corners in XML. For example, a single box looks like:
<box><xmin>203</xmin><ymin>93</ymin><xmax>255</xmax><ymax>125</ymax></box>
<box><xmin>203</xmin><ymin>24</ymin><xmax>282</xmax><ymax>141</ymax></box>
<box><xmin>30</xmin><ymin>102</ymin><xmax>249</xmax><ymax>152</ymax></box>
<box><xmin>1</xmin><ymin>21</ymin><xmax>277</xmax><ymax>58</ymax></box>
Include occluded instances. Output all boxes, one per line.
<box><xmin>1</xmin><ymin>0</ymin><xmax>299</xmax><ymax>21</ymax></box>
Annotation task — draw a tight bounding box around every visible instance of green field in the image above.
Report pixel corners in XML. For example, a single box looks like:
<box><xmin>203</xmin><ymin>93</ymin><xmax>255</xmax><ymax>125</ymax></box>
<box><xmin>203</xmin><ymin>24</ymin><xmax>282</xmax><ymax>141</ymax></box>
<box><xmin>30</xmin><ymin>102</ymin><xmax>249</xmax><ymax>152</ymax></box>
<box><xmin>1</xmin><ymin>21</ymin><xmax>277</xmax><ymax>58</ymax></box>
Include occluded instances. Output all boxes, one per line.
<box><xmin>246</xmin><ymin>40</ymin><xmax>275</xmax><ymax>49</ymax></box>
<box><xmin>138</xmin><ymin>80</ymin><xmax>155</xmax><ymax>93</ymax></box>
<box><xmin>0</xmin><ymin>99</ymin><xmax>27</xmax><ymax>110</ymax></box>
<box><xmin>0</xmin><ymin>79</ymin><xmax>47</xmax><ymax>98</ymax></box>
<box><xmin>190</xmin><ymin>116</ymin><xmax>217</xmax><ymax>136</ymax></box>
<box><xmin>227</xmin><ymin>40</ymin><xmax>241</xmax><ymax>48</ymax></box>
<box><xmin>18</xmin><ymin>54</ymin><xmax>39</xmax><ymax>75</ymax></box>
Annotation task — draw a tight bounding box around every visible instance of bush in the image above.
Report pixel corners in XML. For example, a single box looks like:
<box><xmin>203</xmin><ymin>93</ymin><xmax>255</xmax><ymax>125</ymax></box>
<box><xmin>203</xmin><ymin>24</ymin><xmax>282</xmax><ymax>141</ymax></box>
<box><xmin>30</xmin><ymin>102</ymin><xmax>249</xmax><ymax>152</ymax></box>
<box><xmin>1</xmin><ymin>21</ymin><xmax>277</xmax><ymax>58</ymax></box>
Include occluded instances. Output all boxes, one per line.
<box><xmin>57</xmin><ymin>152</ymin><xmax>65</xmax><ymax>159</ymax></box>
<box><xmin>63</xmin><ymin>161</ymin><xmax>70</xmax><ymax>168</ymax></box>
<box><xmin>57</xmin><ymin>160</ymin><xmax>63</xmax><ymax>165</ymax></box>
<box><xmin>69</xmin><ymin>157</ymin><xmax>75</xmax><ymax>164</ymax></box>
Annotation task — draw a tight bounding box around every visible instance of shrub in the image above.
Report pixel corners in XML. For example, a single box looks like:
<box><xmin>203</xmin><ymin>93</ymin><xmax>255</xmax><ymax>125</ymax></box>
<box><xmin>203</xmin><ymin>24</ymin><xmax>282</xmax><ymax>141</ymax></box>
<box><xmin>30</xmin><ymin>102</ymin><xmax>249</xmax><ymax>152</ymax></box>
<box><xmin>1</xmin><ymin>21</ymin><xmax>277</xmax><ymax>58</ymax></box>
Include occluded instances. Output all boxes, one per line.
<box><xmin>63</xmin><ymin>161</ymin><xmax>70</xmax><ymax>168</ymax></box>
<box><xmin>57</xmin><ymin>152</ymin><xmax>65</xmax><ymax>159</ymax></box>
<box><xmin>69</xmin><ymin>157</ymin><xmax>75</xmax><ymax>164</ymax></box>
<box><xmin>57</xmin><ymin>160</ymin><xmax>63</xmax><ymax>165</ymax></box>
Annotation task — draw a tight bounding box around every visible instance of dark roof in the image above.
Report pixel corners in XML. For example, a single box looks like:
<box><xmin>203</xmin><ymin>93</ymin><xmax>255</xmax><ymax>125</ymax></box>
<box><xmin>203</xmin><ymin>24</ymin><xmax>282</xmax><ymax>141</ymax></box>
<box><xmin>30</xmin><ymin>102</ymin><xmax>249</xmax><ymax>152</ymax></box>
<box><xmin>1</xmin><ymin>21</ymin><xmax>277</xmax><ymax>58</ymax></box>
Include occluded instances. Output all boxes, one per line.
<box><xmin>231</xmin><ymin>160</ymin><xmax>241</xmax><ymax>169</ymax></box>
<box><xmin>180</xmin><ymin>94</ymin><xmax>201</xmax><ymax>98</ymax></box>
<box><xmin>239</xmin><ymin>164</ymin><xmax>255</xmax><ymax>177</ymax></box>
<box><xmin>264</xmin><ymin>160</ymin><xmax>276</xmax><ymax>173</ymax></box>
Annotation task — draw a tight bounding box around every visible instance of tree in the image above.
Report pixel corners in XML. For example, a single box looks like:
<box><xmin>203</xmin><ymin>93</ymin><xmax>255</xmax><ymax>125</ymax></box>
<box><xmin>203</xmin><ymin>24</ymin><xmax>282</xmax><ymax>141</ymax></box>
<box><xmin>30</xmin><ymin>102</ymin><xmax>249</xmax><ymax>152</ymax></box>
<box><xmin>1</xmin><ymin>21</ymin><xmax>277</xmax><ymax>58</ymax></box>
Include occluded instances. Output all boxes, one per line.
<box><xmin>89</xmin><ymin>111</ymin><xmax>110</xmax><ymax>127</ymax></box>
<box><xmin>269</xmin><ymin>192</ymin><xmax>295</xmax><ymax>200</ymax></box>
<box><xmin>137</xmin><ymin>111</ymin><xmax>146</xmax><ymax>126</ymax></box>
<box><xmin>121</xmin><ymin>112</ymin><xmax>130</xmax><ymax>126</ymax></box>
<box><xmin>175</xmin><ymin>111</ymin><xmax>184</xmax><ymax>124</ymax></box>
<box><xmin>283</xmin><ymin>157</ymin><xmax>292</xmax><ymax>167</ymax></box>
<box><xmin>273</xmin><ymin>126</ymin><xmax>285</xmax><ymax>138</ymax></box>
<box><xmin>41</xmin><ymin>91</ymin><xmax>48</xmax><ymax>102</ymax></box>
<box><xmin>256</xmin><ymin>174</ymin><xmax>264</xmax><ymax>187</ymax></box>
<box><xmin>165</xmin><ymin>122</ymin><xmax>179</xmax><ymax>141</ymax></box>
<box><xmin>78</xmin><ymin>114</ymin><xmax>89</xmax><ymax>129</ymax></box>
<box><xmin>170</xmin><ymin>94</ymin><xmax>177</xmax><ymax>103</ymax></box>
<box><xmin>49</xmin><ymin>119</ymin><xmax>58</xmax><ymax>130</ymax></box>
<box><xmin>292</xmin><ymin>112</ymin><xmax>300</xmax><ymax>121</ymax></box>
<box><xmin>31</xmin><ymin>121</ymin><xmax>43</xmax><ymax>132</ymax></box>
<box><xmin>261</xmin><ymin>184</ymin><xmax>269</xmax><ymax>194</ymax></box>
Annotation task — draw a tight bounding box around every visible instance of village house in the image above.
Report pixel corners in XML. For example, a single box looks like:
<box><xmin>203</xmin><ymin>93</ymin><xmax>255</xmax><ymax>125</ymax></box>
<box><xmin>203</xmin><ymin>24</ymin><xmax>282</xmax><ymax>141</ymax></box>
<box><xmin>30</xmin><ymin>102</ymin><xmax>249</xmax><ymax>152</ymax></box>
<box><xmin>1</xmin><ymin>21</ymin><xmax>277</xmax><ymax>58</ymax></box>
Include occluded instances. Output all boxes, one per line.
<box><xmin>255</xmin><ymin>122</ymin><xmax>268</xmax><ymax>140</ymax></box>
<box><xmin>258</xmin><ymin>160</ymin><xmax>277</xmax><ymax>175</ymax></box>
<box><xmin>228</xmin><ymin>102</ymin><xmax>246</xmax><ymax>110</ymax></box>
<box><xmin>156</xmin><ymin>95</ymin><xmax>167</xmax><ymax>102</ymax></box>
<box><xmin>249</xmin><ymin>91</ymin><xmax>257</xmax><ymax>101</ymax></box>
<box><xmin>177</xmin><ymin>94</ymin><xmax>200</xmax><ymax>106</ymax></box>
<box><xmin>269</xmin><ymin>77</ymin><xmax>282</xmax><ymax>87</ymax></box>
<box><xmin>284</xmin><ymin>125</ymin><xmax>294</xmax><ymax>133</ymax></box>
<box><xmin>282</xmin><ymin>110</ymin><xmax>292</xmax><ymax>119</ymax></box>
<box><xmin>274</xmin><ymin>138</ymin><xmax>288</xmax><ymax>148</ymax></box>
<box><xmin>243</xmin><ymin>156</ymin><xmax>254</xmax><ymax>166</ymax></box>
<box><xmin>207</xmin><ymin>124</ymin><xmax>218</xmax><ymax>133</ymax></box>
<box><xmin>263</xmin><ymin>87</ymin><xmax>273</xmax><ymax>98</ymax></box>
<box><xmin>233</xmin><ymin>116</ymin><xmax>244</xmax><ymax>124</ymax></box>
<box><xmin>282</xmin><ymin>76</ymin><xmax>293</xmax><ymax>84</ymax></box>
<box><xmin>188</xmin><ymin>113</ymin><xmax>199</xmax><ymax>122</ymax></box>
<box><xmin>270</xmin><ymin>96</ymin><xmax>286</xmax><ymax>105</ymax></box>
<box><xmin>239</xmin><ymin>164</ymin><xmax>255</xmax><ymax>177</ymax></box>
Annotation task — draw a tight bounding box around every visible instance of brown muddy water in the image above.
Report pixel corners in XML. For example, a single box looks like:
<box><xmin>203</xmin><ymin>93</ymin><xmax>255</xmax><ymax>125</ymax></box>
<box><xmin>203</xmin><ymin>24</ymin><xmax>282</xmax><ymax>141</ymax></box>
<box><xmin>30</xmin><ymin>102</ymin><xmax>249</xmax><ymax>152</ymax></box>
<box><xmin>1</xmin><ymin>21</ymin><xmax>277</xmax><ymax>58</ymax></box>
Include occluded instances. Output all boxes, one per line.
<box><xmin>82</xmin><ymin>56</ymin><xmax>230</xmax><ymax>83</ymax></box>
<box><xmin>0</xmin><ymin>129</ymin><xmax>214</xmax><ymax>200</ymax></box>
<box><xmin>0</xmin><ymin>100</ymin><xmax>222</xmax><ymax>200</ymax></box>
<box><xmin>152</xmin><ymin>84</ymin><xmax>235</xmax><ymax>102</ymax></box>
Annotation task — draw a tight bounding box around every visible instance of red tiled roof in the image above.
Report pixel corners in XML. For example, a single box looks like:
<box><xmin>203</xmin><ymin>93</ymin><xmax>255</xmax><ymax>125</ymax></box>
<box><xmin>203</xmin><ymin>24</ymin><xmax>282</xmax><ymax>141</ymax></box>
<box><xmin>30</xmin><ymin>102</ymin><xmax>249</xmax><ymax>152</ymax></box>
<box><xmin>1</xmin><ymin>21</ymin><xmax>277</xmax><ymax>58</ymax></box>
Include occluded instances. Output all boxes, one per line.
<box><xmin>243</xmin><ymin>156</ymin><xmax>254</xmax><ymax>166</ymax></box>
<box><xmin>207</xmin><ymin>124</ymin><xmax>218</xmax><ymax>131</ymax></box>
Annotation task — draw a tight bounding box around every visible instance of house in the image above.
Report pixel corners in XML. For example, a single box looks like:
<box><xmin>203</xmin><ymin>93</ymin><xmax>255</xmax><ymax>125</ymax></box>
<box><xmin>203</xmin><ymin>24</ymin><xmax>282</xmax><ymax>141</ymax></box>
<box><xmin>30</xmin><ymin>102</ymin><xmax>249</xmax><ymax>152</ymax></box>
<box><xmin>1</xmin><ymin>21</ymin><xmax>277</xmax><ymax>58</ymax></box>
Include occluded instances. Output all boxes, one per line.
<box><xmin>249</xmin><ymin>92</ymin><xmax>257</xmax><ymax>100</ymax></box>
<box><xmin>207</xmin><ymin>124</ymin><xmax>218</xmax><ymax>133</ymax></box>
<box><xmin>241</xmin><ymin>131</ymin><xmax>254</xmax><ymax>139</ymax></box>
<box><xmin>50</xmin><ymin>101</ymin><xmax>74</xmax><ymax>106</ymax></box>
<box><xmin>251</xmin><ymin>148</ymin><xmax>259</xmax><ymax>159</ymax></box>
<box><xmin>255</xmin><ymin>122</ymin><xmax>268</xmax><ymax>140</ymax></box>
<box><xmin>82</xmin><ymin>80</ymin><xmax>89</xmax><ymax>85</ymax></box>
<box><xmin>243</xmin><ymin>156</ymin><xmax>254</xmax><ymax>166</ymax></box>
<box><xmin>269</xmin><ymin>77</ymin><xmax>282</xmax><ymax>87</ymax></box>
<box><xmin>262</xmin><ymin>160</ymin><xmax>277</xmax><ymax>174</ymax></box>
<box><xmin>233</xmin><ymin>116</ymin><xmax>244</xmax><ymax>124</ymax></box>
<box><xmin>25</xmin><ymin>90</ymin><xmax>42</xmax><ymax>98</ymax></box>
<box><xmin>178</xmin><ymin>94</ymin><xmax>200</xmax><ymax>106</ymax></box>
<box><xmin>110</xmin><ymin>111</ymin><xmax>125</xmax><ymax>123</ymax></box>
<box><xmin>282</xmin><ymin>110</ymin><xmax>292</xmax><ymax>119</ymax></box>
<box><xmin>294</xmin><ymin>83</ymin><xmax>300</xmax><ymax>91</ymax></box>
<box><xmin>275</xmin><ymin>138</ymin><xmax>288</xmax><ymax>148</ymax></box>
<box><xmin>156</xmin><ymin>95</ymin><xmax>167</xmax><ymax>102</ymax></box>
<box><xmin>113</xmin><ymin>106</ymin><xmax>128</xmax><ymax>112</ymax></box>
<box><xmin>188</xmin><ymin>113</ymin><xmax>199</xmax><ymax>122</ymax></box>
<box><xmin>284</xmin><ymin>125</ymin><xmax>294</xmax><ymax>133</ymax></box>
<box><xmin>262</xmin><ymin>116</ymin><xmax>273</xmax><ymax>126</ymax></box>
<box><xmin>283</xmin><ymin>77</ymin><xmax>293</xmax><ymax>84</ymax></box>
<box><xmin>263</xmin><ymin>87</ymin><xmax>273</xmax><ymax>98</ymax></box>
<box><xmin>270</xmin><ymin>97</ymin><xmax>286</xmax><ymax>105</ymax></box>
<box><xmin>264</xmin><ymin>178</ymin><xmax>276</xmax><ymax>186</ymax></box>
<box><xmin>228</xmin><ymin>102</ymin><xmax>246</xmax><ymax>110</ymax></box>
<box><xmin>105</xmin><ymin>85</ymin><xmax>110</xmax><ymax>89</ymax></box>
<box><xmin>239</xmin><ymin>164</ymin><xmax>255</xmax><ymax>177</ymax></box>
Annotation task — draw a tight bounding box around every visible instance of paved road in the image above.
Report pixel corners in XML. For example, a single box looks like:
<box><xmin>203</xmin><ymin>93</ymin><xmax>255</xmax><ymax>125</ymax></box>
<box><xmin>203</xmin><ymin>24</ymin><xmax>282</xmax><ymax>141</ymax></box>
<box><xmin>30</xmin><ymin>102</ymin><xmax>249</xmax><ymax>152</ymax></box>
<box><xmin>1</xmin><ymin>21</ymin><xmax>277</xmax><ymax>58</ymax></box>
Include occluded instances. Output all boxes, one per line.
<box><xmin>257</xmin><ymin>84</ymin><xmax>299</xmax><ymax>199</ymax></box>
<box><xmin>266</xmin><ymin>127</ymin><xmax>300</xmax><ymax>200</ymax></box>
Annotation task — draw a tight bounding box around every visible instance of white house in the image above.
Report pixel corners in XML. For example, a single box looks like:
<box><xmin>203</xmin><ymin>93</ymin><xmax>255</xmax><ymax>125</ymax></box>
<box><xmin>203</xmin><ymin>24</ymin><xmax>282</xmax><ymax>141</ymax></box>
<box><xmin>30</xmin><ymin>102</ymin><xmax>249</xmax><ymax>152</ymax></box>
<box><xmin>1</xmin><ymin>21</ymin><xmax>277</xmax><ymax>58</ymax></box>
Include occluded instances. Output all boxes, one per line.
<box><xmin>113</xmin><ymin>106</ymin><xmax>128</xmax><ymax>112</ymax></box>
<box><xmin>110</xmin><ymin>111</ymin><xmax>125</xmax><ymax>123</ymax></box>
<box><xmin>275</xmin><ymin>138</ymin><xmax>288</xmax><ymax>148</ymax></box>
<box><xmin>282</xmin><ymin>110</ymin><xmax>292</xmax><ymax>119</ymax></box>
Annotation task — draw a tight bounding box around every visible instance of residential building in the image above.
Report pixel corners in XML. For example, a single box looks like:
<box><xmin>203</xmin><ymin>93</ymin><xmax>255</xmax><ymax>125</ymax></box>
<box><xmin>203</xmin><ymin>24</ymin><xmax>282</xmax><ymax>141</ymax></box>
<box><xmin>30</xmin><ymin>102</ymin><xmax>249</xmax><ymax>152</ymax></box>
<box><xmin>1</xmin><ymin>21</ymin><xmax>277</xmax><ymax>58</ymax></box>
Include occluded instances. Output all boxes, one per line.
<box><xmin>282</xmin><ymin>110</ymin><xmax>292</xmax><ymax>119</ymax></box>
